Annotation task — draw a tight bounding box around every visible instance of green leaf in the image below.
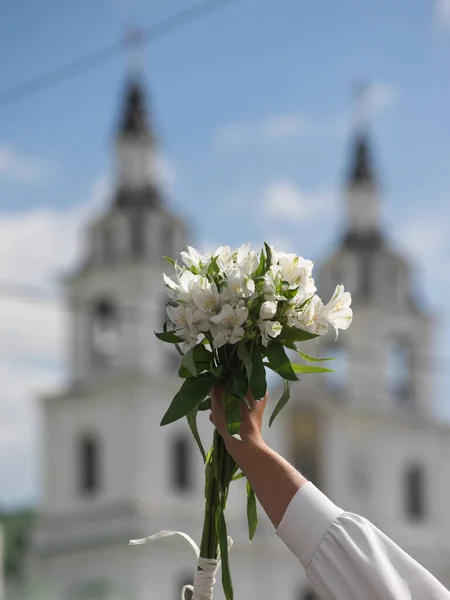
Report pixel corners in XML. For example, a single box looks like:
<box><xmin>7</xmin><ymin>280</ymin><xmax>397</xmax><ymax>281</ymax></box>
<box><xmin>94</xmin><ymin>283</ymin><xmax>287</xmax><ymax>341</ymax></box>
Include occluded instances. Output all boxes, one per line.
<box><xmin>254</xmin><ymin>249</ymin><xmax>266</xmax><ymax>277</ymax></box>
<box><xmin>224</xmin><ymin>392</ymin><xmax>241</xmax><ymax>436</ymax></box>
<box><xmin>263</xmin><ymin>241</ymin><xmax>273</xmax><ymax>271</ymax></box>
<box><xmin>291</xmin><ymin>363</ymin><xmax>333</xmax><ymax>374</ymax></box>
<box><xmin>297</xmin><ymin>350</ymin><xmax>334</xmax><ymax>362</ymax></box>
<box><xmin>162</xmin><ymin>256</ymin><xmax>176</xmax><ymax>266</ymax></box>
<box><xmin>180</xmin><ymin>344</ymin><xmax>214</xmax><ymax>377</ymax></box>
<box><xmin>277</xmin><ymin>326</ymin><xmax>319</xmax><ymax>344</ymax></box>
<box><xmin>181</xmin><ymin>347</ymin><xmax>197</xmax><ymax>377</ymax></box>
<box><xmin>230</xmin><ymin>368</ymin><xmax>248</xmax><ymax>399</ymax></box>
<box><xmin>154</xmin><ymin>330</ymin><xmax>184</xmax><ymax>344</ymax></box>
<box><xmin>160</xmin><ymin>374</ymin><xmax>216</xmax><ymax>426</ymax></box>
<box><xmin>265</xmin><ymin>343</ymin><xmax>298</xmax><ymax>381</ymax></box>
<box><xmin>269</xmin><ymin>379</ymin><xmax>291</xmax><ymax>427</ymax></box>
<box><xmin>186</xmin><ymin>407</ymin><xmax>206</xmax><ymax>462</ymax></box>
<box><xmin>207</xmin><ymin>255</ymin><xmax>219</xmax><ymax>276</ymax></box>
<box><xmin>249</xmin><ymin>345</ymin><xmax>267</xmax><ymax>400</ymax></box>
<box><xmin>216</xmin><ymin>505</ymin><xmax>233</xmax><ymax>600</ymax></box>
<box><xmin>232</xmin><ymin>471</ymin><xmax>245</xmax><ymax>481</ymax></box>
<box><xmin>237</xmin><ymin>341</ymin><xmax>253</xmax><ymax>382</ymax></box>
<box><xmin>198</xmin><ymin>397</ymin><xmax>212</xmax><ymax>411</ymax></box>
<box><xmin>246</xmin><ymin>482</ymin><xmax>258</xmax><ymax>542</ymax></box>
<box><xmin>210</xmin><ymin>363</ymin><xmax>224</xmax><ymax>379</ymax></box>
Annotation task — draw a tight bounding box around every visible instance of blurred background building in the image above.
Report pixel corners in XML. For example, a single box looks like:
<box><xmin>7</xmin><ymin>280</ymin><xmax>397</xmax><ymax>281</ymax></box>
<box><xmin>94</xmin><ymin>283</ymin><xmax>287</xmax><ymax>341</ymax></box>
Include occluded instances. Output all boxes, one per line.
<box><xmin>2</xmin><ymin>2</ymin><xmax>450</xmax><ymax>599</ymax></box>
<box><xmin>1</xmin><ymin>68</ymin><xmax>448</xmax><ymax>599</ymax></box>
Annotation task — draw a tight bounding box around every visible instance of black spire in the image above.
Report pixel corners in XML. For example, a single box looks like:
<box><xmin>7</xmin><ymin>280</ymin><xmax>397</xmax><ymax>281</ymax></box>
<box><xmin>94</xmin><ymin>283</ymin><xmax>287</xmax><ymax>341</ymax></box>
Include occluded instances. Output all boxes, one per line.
<box><xmin>119</xmin><ymin>79</ymin><xmax>151</xmax><ymax>139</ymax></box>
<box><xmin>348</xmin><ymin>132</ymin><xmax>375</xmax><ymax>186</ymax></box>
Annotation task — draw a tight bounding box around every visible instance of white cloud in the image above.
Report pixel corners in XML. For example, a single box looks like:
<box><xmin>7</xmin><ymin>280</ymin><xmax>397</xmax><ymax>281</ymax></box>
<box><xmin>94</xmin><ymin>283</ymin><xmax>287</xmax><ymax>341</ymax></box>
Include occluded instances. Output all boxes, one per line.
<box><xmin>434</xmin><ymin>0</ymin><xmax>450</xmax><ymax>28</ymax></box>
<box><xmin>262</xmin><ymin>181</ymin><xmax>336</xmax><ymax>222</ymax></box>
<box><xmin>0</xmin><ymin>153</ymin><xmax>179</xmax><ymax>506</ymax></box>
<box><xmin>0</xmin><ymin>144</ymin><xmax>49</xmax><ymax>183</ymax></box>
<box><xmin>0</xmin><ymin>177</ymin><xmax>105</xmax><ymax>507</ymax></box>
<box><xmin>213</xmin><ymin>113</ymin><xmax>342</xmax><ymax>149</ymax></box>
<box><xmin>214</xmin><ymin>83</ymin><xmax>397</xmax><ymax>150</ymax></box>
<box><xmin>367</xmin><ymin>83</ymin><xmax>397</xmax><ymax>113</ymax></box>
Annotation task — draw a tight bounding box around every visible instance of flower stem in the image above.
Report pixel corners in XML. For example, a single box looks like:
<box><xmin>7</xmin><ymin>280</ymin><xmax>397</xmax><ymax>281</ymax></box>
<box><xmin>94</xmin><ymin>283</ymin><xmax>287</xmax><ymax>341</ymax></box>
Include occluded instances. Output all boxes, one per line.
<box><xmin>199</xmin><ymin>432</ymin><xmax>235</xmax><ymax>560</ymax></box>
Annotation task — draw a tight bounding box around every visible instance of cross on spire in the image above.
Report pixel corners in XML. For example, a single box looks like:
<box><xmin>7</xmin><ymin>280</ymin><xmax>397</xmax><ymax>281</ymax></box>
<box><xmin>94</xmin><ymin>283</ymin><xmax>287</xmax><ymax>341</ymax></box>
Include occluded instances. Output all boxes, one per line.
<box><xmin>348</xmin><ymin>80</ymin><xmax>376</xmax><ymax>186</ymax></box>
<box><xmin>124</xmin><ymin>25</ymin><xmax>146</xmax><ymax>78</ymax></box>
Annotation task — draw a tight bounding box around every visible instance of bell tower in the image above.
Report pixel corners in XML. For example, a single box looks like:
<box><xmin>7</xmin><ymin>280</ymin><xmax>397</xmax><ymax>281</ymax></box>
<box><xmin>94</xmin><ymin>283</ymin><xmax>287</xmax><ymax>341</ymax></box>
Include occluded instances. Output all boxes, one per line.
<box><xmin>28</xmin><ymin>73</ymin><xmax>196</xmax><ymax>600</ymax></box>
<box><xmin>66</xmin><ymin>76</ymin><xmax>186</xmax><ymax>385</ymax></box>
<box><xmin>318</xmin><ymin>89</ymin><xmax>432</xmax><ymax>416</ymax></box>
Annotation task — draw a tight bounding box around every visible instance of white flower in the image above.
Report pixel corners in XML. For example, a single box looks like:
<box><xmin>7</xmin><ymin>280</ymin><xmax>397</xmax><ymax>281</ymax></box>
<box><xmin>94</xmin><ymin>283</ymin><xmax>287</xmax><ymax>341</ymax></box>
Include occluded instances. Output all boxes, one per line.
<box><xmin>260</xmin><ymin>300</ymin><xmax>277</xmax><ymax>320</ymax></box>
<box><xmin>291</xmin><ymin>296</ymin><xmax>328</xmax><ymax>336</ymax></box>
<box><xmin>288</xmin><ymin>278</ymin><xmax>317</xmax><ymax>306</ymax></box>
<box><xmin>166</xmin><ymin>304</ymin><xmax>210</xmax><ymax>345</ymax></box>
<box><xmin>192</xmin><ymin>276</ymin><xmax>220</xmax><ymax>314</ymax></box>
<box><xmin>215</xmin><ymin>245</ymin><xmax>234</xmax><ymax>274</ymax></box>
<box><xmin>268</xmin><ymin>245</ymin><xmax>278</xmax><ymax>266</ymax></box>
<box><xmin>236</xmin><ymin>243</ymin><xmax>258</xmax><ymax>275</ymax></box>
<box><xmin>278</xmin><ymin>252</ymin><xmax>314</xmax><ymax>288</ymax></box>
<box><xmin>325</xmin><ymin>285</ymin><xmax>353</xmax><ymax>336</ymax></box>
<box><xmin>163</xmin><ymin>273</ymin><xmax>179</xmax><ymax>300</ymax></box>
<box><xmin>210</xmin><ymin>304</ymin><xmax>248</xmax><ymax>348</ymax></box>
<box><xmin>258</xmin><ymin>319</ymin><xmax>282</xmax><ymax>346</ymax></box>
<box><xmin>227</xmin><ymin>268</ymin><xmax>255</xmax><ymax>299</ymax></box>
<box><xmin>263</xmin><ymin>266</ymin><xmax>282</xmax><ymax>300</ymax></box>
<box><xmin>180</xmin><ymin>246</ymin><xmax>211</xmax><ymax>273</ymax></box>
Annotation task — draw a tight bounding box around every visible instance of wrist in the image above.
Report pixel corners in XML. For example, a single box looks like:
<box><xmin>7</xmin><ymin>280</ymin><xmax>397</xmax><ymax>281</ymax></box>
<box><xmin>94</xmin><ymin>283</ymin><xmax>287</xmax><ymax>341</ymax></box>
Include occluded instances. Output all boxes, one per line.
<box><xmin>224</xmin><ymin>434</ymin><xmax>267</xmax><ymax>465</ymax></box>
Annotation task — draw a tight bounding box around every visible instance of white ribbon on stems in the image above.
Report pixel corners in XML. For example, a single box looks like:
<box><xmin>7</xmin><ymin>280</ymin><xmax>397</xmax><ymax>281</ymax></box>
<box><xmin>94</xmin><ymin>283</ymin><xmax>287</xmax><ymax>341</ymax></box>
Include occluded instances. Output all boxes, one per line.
<box><xmin>129</xmin><ymin>530</ymin><xmax>233</xmax><ymax>600</ymax></box>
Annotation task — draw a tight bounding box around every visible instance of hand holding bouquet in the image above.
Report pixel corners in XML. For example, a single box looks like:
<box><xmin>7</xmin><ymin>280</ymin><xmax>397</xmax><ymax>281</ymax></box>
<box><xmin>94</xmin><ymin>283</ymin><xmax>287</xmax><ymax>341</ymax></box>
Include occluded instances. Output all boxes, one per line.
<box><xmin>131</xmin><ymin>243</ymin><xmax>352</xmax><ymax>600</ymax></box>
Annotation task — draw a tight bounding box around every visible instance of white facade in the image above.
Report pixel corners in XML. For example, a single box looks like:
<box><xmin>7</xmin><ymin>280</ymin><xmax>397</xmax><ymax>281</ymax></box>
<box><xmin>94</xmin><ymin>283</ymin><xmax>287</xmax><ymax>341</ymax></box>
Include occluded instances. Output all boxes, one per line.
<box><xmin>25</xmin><ymin>81</ymin><xmax>450</xmax><ymax>600</ymax></box>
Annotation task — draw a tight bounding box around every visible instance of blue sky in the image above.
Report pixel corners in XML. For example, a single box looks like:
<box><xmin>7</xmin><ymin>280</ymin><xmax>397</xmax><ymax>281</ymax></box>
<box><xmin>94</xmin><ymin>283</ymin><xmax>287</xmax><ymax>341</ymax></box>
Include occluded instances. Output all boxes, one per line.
<box><xmin>1</xmin><ymin>0</ymin><xmax>450</xmax><ymax>506</ymax></box>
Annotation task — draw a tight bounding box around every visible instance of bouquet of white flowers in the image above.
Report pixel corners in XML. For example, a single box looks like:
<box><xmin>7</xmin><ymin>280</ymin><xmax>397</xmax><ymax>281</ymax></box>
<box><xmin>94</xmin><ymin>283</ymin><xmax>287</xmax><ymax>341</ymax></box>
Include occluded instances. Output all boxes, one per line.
<box><xmin>131</xmin><ymin>243</ymin><xmax>352</xmax><ymax>600</ymax></box>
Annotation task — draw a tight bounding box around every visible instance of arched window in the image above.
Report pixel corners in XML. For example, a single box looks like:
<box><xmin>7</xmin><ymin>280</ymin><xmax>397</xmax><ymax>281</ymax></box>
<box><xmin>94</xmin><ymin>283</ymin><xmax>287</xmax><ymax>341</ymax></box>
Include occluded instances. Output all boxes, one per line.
<box><xmin>130</xmin><ymin>212</ymin><xmax>146</xmax><ymax>258</ymax></box>
<box><xmin>101</xmin><ymin>228</ymin><xmax>114</xmax><ymax>264</ymax></box>
<box><xmin>91</xmin><ymin>299</ymin><xmax>120</xmax><ymax>368</ymax></box>
<box><xmin>359</xmin><ymin>252</ymin><xmax>372</xmax><ymax>300</ymax></box>
<box><xmin>171</xmin><ymin>435</ymin><xmax>192</xmax><ymax>493</ymax></box>
<box><xmin>387</xmin><ymin>340</ymin><xmax>413</xmax><ymax>405</ymax></box>
<box><xmin>161</xmin><ymin>221</ymin><xmax>174</xmax><ymax>260</ymax></box>
<box><xmin>291</xmin><ymin>410</ymin><xmax>320</xmax><ymax>487</ymax></box>
<box><xmin>325</xmin><ymin>345</ymin><xmax>347</xmax><ymax>393</ymax></box>
<box><xmin>299</xmin><ymin>587</ymin><xmax>319</xmax><ymax>600</ymax></box>
<box><xmin>404</xmin><ymin>464</ymin><xmax>426</xmax><ymax>520</ymax></box>
<box><xmin>79</xmin><ymin>435</ymin><xmax>101</xmax><ymax>495</ymax></box>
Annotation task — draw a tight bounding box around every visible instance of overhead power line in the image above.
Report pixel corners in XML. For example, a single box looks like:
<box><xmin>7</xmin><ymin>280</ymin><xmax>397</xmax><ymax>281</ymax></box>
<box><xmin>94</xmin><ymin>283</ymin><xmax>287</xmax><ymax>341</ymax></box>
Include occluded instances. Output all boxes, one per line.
<box><xmin>0</xmin><ymin>0</ymin><xmax>236</xmax><ymax>107</ymax></box>
<box><xmin>1</xmin><ymin>276</ymin><xmax>450</xmax><ymax>371</ymax></box>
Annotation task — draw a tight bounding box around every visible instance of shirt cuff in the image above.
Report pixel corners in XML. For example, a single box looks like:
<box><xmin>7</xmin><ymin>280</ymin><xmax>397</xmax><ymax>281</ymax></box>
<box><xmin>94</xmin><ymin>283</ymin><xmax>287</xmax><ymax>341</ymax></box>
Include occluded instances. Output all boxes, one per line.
<box><xmin>275</xmin><ymin>481</ymin><xmax>343</xmax><ymax>568</ymax></box>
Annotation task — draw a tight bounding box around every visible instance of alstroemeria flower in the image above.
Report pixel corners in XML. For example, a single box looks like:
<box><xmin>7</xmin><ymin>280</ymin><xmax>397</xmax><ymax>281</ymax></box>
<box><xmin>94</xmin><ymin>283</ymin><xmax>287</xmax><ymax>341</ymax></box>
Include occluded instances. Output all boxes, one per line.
<box><xmin>210</xmin><ymin>304</ymin><xmax>248</xmax><ymax>348</ymax></box>
<box><xmin>166</xmin><ymin>304</ymin><xmax>210</xmax><ymax>344</ymax></box>
<box><xmin>192</xmin><ymin>276</ymin><xmax>220</xmax><ymax>314</ymax></box>
<box><xmin>227</xmin><ymin>269</ymin><xmax>255</xmax><ymax>299</ymax></box>
<box><xmin>260</xmin><ymin>300</ymin><xmax>277</xmax><ymax>320</ymax></box>
<box><xmin>263</xmin><ymin>266</ymin><xmax>282</xmax><ymax>300</ymax></box>
<box><xmin>236</xmin><ymin>243</ymin><xmax>258</xmax><ymax>276</ymax></box>
<box><xmin>180</xmin><ymin>246</ymin><xmax>211</xmax><ymax>273</ymax></box>
<box><xmin>325</xmin><ymin>285</ymin><xmax>353</xmax><ymax>336</ymax></box>
<box><xmin>278</xmin><ymin>253</ymin><xmax>314</xmax><ymax>288</ymax></box>
<box><xmin>258</xmin><ymin>319</ymin><xmax>282</xmax><ymax>346</ymax></box>
<box><xmin>215</xmin><ymin>245</ymin><xmax>234</xmax><ymax>275</ymax></box>
<box><xmin>163</xmin><ymin>271</ymin><xmax>200</xmax><ymax>303</ymax></box>
<box><xmin>292</xmin><ymin>296</ymin><xmax>328</xmax><ymax>336</ymax></box>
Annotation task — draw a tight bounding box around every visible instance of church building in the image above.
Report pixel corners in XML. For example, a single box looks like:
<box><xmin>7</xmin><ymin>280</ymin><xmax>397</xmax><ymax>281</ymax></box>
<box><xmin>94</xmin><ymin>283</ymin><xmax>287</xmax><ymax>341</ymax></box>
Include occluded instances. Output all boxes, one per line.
<box><xmin>25</xmin><ymin>72</ymin><xmax>450</xmax><ymax>599</ymax></box>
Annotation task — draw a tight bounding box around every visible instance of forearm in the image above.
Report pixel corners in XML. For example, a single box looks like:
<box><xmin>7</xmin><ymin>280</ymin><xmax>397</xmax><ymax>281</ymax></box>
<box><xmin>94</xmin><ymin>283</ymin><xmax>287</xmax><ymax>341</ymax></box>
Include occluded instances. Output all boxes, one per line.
<box><xmin>225</xmin><ymin>437</ymin><xmax>307</xmax><ymax>528</ymax></box>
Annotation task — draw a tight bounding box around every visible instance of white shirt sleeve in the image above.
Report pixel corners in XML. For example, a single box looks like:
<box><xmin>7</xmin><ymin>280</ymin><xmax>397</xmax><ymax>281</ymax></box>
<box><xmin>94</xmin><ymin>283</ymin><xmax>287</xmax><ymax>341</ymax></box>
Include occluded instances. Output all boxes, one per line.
<box><xmin>276</xmin><ymin>482</ymin><xmax>450</xmax><ymax>600</ymax></box>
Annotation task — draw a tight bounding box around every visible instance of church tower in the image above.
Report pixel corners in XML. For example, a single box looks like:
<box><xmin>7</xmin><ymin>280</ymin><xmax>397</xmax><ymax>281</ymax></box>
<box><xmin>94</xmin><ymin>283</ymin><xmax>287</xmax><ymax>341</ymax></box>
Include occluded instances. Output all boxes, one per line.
<box><xmin>285</xmin><ymin>123</ymin><xmax>450</xmax><ymax>588</ymax></box>
<box><xmin>318</xmin><ymin>127</ymin><xmax>432</xmax><ymax>416</ymax></box>
<box><xmin>26</xmin><ymin>77</ymin><xmax>212</xmax><ymax>600</ymax></box>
